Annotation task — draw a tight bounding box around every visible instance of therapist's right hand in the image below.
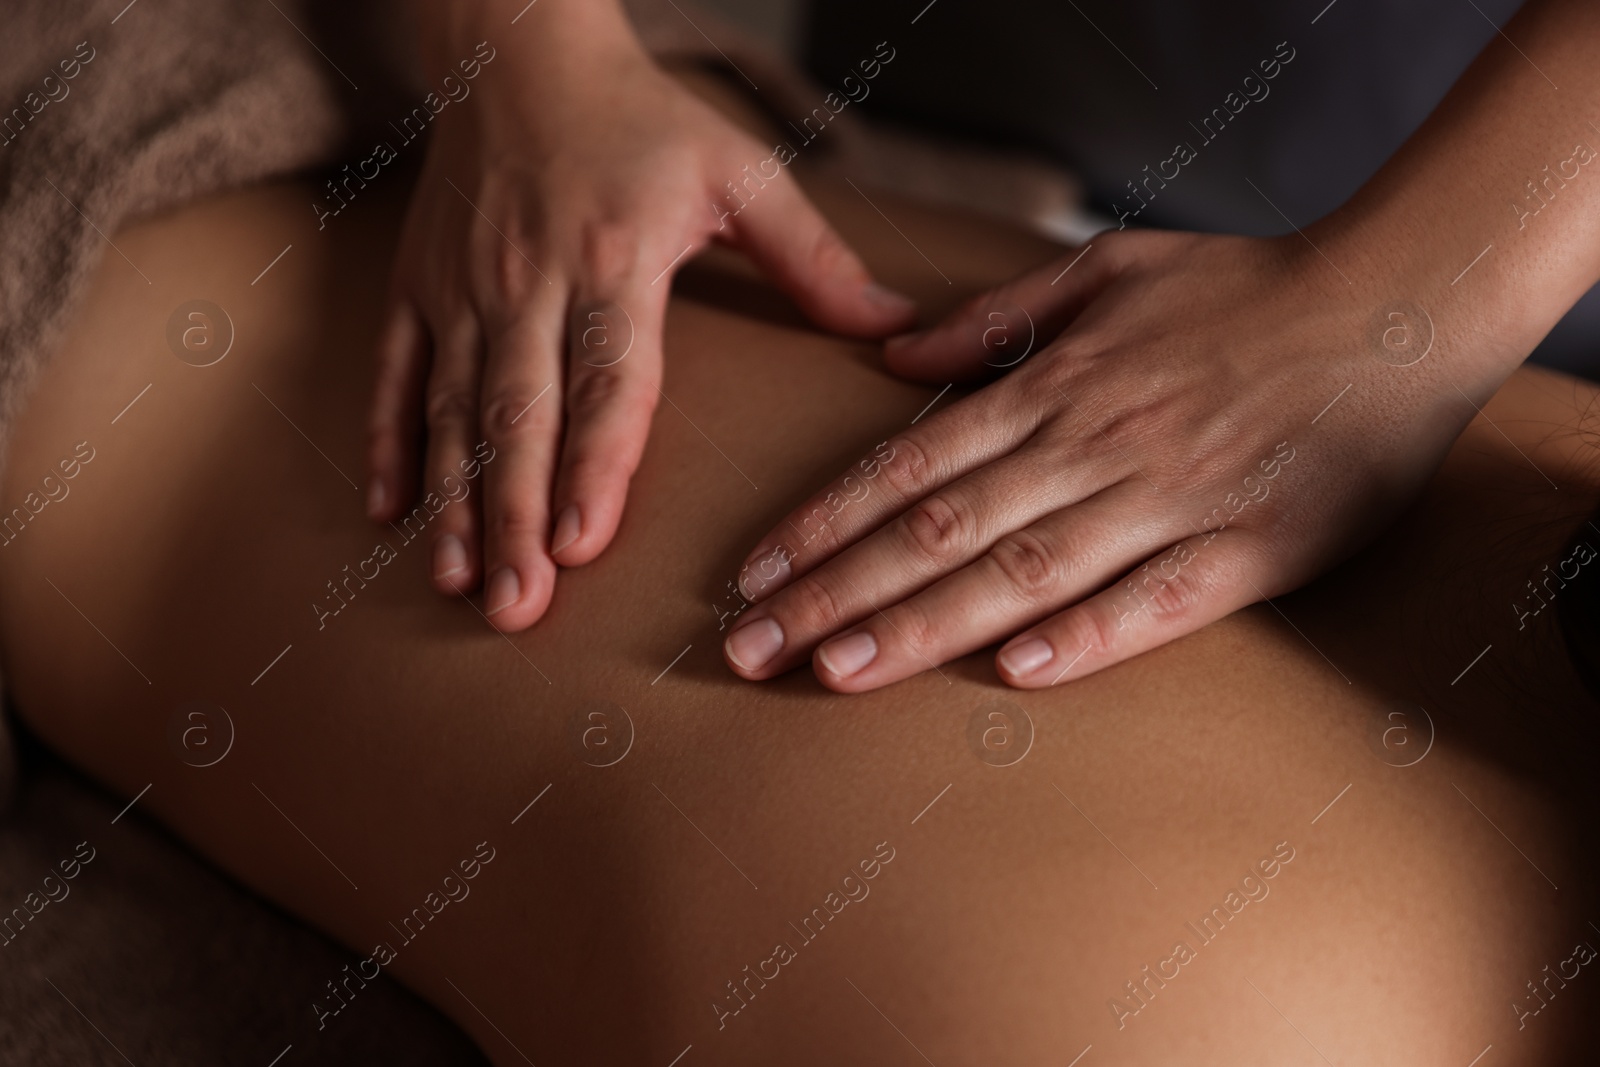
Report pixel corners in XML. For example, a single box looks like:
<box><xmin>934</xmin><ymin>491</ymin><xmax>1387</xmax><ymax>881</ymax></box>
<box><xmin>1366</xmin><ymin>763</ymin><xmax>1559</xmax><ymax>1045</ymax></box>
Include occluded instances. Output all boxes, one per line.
<box><xmin>367</xmin><ymin>0</ymin><xmax>915</xmax><ymax>631</ymax></box>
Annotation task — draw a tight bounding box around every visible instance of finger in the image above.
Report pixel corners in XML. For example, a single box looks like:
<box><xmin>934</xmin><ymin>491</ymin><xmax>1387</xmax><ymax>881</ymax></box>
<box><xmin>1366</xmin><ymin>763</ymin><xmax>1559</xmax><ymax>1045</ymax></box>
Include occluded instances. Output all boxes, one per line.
<box><xmin>419</xmin><ymin>309</ymin><xmax>487</xmax><ymax>596</ymax></box>
<box><xmin>728</xmin><ymin>173</ymin><xmax>917</xmax><ymax>338</ymax></box>
<box><xmin>734</xmin><ymin>381</ymin><xmax>1048</xmax><ymax>604</ymax></box>
<box><xmin>992</xmin><ymin>530</ymin><xmax>1264</xmax><ymax>689</ymax></box>
<box><xmin>477</xmin><ymin>302</ymin><xmax>566</xmax><ymax>631</ymax></box>
<box><xmin>722</xmin><ymin>439</ymin><xmax>1119</xmax><ymax>680</ymax></box>
<box><xmin>366</xmin><ymin>299</ymin><xmax>429</xmax><ymax>521</ymax></box>
<box><xmin>549</xmin><ymin>283</ymin><xmax>664</xmax><ymax>567</ymax></box>
<box><xmin>883</xmin><ymin>241</ymin><xmax>1114</xmax><ymax>384</ymax></box>
<box><xmin>797</xmin><ymin>485</ymin><xmax>1182</xmax><ymax>691</ymax></box>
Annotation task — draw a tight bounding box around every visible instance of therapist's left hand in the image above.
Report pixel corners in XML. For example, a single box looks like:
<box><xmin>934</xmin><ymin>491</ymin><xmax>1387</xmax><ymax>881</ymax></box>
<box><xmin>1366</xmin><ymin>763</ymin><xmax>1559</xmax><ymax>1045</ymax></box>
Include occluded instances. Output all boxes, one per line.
<box><xmin>721</xmin><ymin>227</ymin><xmax>1486</xmax><ymax>690</ymax></box>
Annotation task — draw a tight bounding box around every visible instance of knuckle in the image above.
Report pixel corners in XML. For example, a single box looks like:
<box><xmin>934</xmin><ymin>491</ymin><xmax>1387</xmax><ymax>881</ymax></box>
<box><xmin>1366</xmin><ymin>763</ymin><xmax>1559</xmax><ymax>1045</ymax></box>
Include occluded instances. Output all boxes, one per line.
<box><xmin>492</xmin><ymin>242</ymin><xmax>535</xmax><ymax>305</ymax></box>
<box><xmin>579</xmin><ymin>223</ymin><xmax>639</xmax><ymax>291</ymax></box>
<box><xmin>789</xmin><ymin>497</ymin><xmax>853</xmax><ymax>556</ymax></box>
<box><xmin>366</xmin><ymin>406</ymin><xmax>400</xmax><ymax>441</ymax></box>
<box><xmin>1145</xmin><ymin>564</ymin><xmax>1213</xmax><ymax>624</ymax></box>
<box><xmin>803</xmin><ymin>226</ymin><xmax>854</xmax><ymax>277</ymax></box>
<box><xmin>884</xmin><ymin>602</ymin><xmax>937</xmax><ymax>658</ymax></box>
<box><xmin>1123</xmin><ymin>561</ymin><xmax>1209</xmax><ymax>628</ymax></box>
<box><xmin>424</xmin><ymin>386</ymin><xmax>476</xmax><ymax>430</ymax></box>
<box><xmin>900</xmin><ymin>493</ymin><xmax>973</xmax><ymax>563</ymax></box>
<box><xmin>564</xmin><ymin>364</ymin><xmax>631</xmax><ymax>419</ymax></box>
<box><xmin>779</xmin><ymin>574</ymin><xmax>851</xmax><ymax>634</ymax></box>
<box><xmin>484</xmin><ymin>501</ymin><xmax>545</xmax><ymax>547</ymax></box>
<box><xmin>875</xmin><ymin>434</ymin><xmax>933</xmax><ymax>498</ymax></box>
<box><xmin>1061</xmin><ymin>603</ymin><xmax>1118</xmax><ymax>665</ymax></box>
<box><xmin>480</xmin><ymin>388</ymin><xmax>547</xmax><ymax>442</ymax></box>
<box><xmin>988</xmin><ymin>529</ymin><xmax>1059</xmax><ymax>598</ymax></box>
<box><xmin>469</xmin><ymin>222</ymin><xmax>541</xmax><ymax>312</ymax></box>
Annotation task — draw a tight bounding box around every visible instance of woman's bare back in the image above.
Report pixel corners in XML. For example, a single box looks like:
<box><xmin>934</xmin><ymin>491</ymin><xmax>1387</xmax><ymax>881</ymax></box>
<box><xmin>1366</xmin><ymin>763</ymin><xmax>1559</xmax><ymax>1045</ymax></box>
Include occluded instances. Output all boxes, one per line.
<box><xmin>0</xmin><ymin>174</ymin><xmax>1595</xmax><ymax>1065</ymax></box>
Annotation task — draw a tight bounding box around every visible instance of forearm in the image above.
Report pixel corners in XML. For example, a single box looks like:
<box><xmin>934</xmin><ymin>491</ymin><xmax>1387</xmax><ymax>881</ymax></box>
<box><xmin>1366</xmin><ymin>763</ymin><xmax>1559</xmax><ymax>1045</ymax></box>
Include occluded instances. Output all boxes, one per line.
<box><xmin>1317</xmin><ymin>0</ymin><xmax>1600</xmax><ymax>386</ymax></box>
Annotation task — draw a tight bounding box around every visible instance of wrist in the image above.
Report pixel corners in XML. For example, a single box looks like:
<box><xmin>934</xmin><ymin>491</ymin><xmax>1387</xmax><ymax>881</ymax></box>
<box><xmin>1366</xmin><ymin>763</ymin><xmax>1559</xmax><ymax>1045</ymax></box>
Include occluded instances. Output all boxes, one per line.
<box><xmin>417</xmin><ymin>0</ymin><xmax>645</xmax><ymax>88</ymax></box>
<box><xmin>1306</xmin><ymin>195</ymin><xmax>1557</xmax><ymax>394</ymax></box>
<box><xmin>1299</xmin><ymin>0</ymin><xmax>1600</xmax><ymax>394</ymax></box>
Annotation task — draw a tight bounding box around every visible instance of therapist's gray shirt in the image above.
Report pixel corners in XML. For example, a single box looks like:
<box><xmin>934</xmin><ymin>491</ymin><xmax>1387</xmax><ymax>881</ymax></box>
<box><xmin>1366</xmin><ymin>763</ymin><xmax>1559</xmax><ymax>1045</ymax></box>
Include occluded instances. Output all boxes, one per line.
<box><xmin>805</xmin><ymin>0</ymin><xmax>1597</xmax><ymax>373</ymax></box>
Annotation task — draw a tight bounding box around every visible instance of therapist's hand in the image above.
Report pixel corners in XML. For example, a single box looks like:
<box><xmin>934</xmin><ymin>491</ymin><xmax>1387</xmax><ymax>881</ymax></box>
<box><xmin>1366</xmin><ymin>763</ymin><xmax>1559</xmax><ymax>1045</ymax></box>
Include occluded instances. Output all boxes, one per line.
<box><xmin>366</xmin><ymin>10</ymin><xmax>914</xmax><ymax>631</ymax></box>
<box><xmin>722</xmin><ymin>228</ymin><xmax>1485</xmax><ymax>690</ymax></box>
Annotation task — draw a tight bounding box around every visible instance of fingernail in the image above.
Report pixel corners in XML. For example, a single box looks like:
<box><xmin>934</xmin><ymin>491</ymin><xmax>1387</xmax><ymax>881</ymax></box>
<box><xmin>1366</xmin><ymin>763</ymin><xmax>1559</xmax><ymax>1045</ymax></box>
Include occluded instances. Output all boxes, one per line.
<box><xmin>726</xmin><ymin>617</ymin><xmax>784</xmax><ymax>672</ymax></box>
<box><xmin>817</xmin><ymin>631</ymin><xmax>877</xmax><ymax>679</ymax></box>
<box><xmin>550</xmin><ymin>505</ymin><xmax>581</xmax><ymax>556</ymax></box>
<box><xmin>738</xmin><ymin>548</ymin><xmax>792</xmax><ymax>601</ymax></box>
<box><xmin>366</xmin><ymin>478</ymin><xmax>387</xmax><ymax>519</ymax></box>
<box><xmin>433</xmin><ymin>534</ymin><xmax>468</xmax><ymax>581</ymax></box>
<box><xmin>485</xmin><ymin>566</ymin><xmax>521</xmax><ymax>616</ymax></box>
<box><xmin>864</xmin><ymin>282</ymin><xmax>916</xmax><ymax>316</ymax></box>
<box><xmin>999</xmin><ymin>637</ymin><xmax>1054</xmax><ymax>677</ymax></box>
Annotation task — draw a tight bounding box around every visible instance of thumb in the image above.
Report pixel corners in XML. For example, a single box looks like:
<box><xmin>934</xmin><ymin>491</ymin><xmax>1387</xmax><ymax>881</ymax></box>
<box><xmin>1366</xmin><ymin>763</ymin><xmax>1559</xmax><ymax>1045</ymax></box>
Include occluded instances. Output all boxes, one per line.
<box><xmin>725</xmin><ymin>173</ymin><xmax>917</xmax><ymax>338</ymax></box>
<box><xmin>884</xmin><ymin>241</ymin><xmax>1108</xmax><ymax>384</ymax></box>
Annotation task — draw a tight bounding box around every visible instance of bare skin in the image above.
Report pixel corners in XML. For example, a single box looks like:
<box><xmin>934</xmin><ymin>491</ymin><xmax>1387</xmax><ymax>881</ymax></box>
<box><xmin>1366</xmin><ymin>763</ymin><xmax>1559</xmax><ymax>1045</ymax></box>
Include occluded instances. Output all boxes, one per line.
<box><xmin>727</xmin><ymin>0</ymin><xmax>1600</xmax><ymax>693</ymax></box>
<box><xmin>385</xmin><ymin>0</ymin><xmax>1600</xmax><ymax>713</ymax></box>
<box><xmin>369</xmin><ymin>1</ymin><xmax>914</xmax><ymax>631</ymax></box>
<box><xmin>0</xmin><ymin>173</ymin><xmax>1597</xmax><ymax>1065</ymax></box>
